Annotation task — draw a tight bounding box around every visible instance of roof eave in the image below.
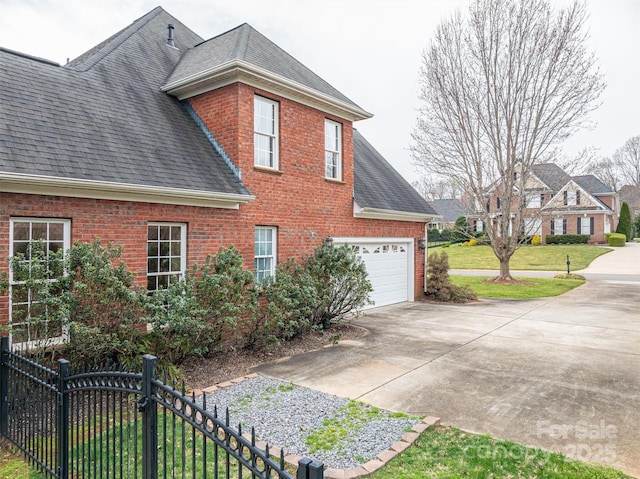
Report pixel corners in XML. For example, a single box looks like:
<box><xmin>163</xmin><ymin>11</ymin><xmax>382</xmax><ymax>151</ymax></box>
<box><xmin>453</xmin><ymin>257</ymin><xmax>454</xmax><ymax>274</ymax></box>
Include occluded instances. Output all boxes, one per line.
<box><xmin>0</xmin><ymin>172</ymin><xmax>254</xmax><ymax>209</ymax></box>
<box><xmin>353</xmin><ymin>204</ymin><xmax>439</xmax><ymax>223</ymax></box>
<box><xmin>162</xmin><ymin>60</ymin><xmax>373</xmax><ymax>122</ymax></box>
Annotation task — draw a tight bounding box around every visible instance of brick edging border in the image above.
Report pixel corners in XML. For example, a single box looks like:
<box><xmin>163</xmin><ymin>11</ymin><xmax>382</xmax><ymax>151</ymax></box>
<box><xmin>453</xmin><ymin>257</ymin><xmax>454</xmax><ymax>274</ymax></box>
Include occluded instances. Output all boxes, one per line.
<box><xmin>191</xmin><ymin>374</ymin><xmax>441</xmax><ymax>479</ymax></box>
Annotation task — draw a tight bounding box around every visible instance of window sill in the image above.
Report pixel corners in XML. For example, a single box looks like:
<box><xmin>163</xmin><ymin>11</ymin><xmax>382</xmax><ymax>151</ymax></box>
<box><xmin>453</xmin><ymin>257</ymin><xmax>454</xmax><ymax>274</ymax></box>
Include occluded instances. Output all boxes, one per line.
<box><xmin>324</xmin><ymin>177</ymin><xmax>345</xmax><ymax>185</ymax></box>
<box><xmin>253</xmin><ymin>166</ymin><xmax>283</xmax><ymax>176</ymax></box>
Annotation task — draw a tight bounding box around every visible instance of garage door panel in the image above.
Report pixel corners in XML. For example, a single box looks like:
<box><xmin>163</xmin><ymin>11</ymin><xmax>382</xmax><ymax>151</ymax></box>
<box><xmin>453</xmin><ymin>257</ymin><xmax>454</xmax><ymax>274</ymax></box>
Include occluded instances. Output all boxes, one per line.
<box><xmin>342</xmin><ymin>240</ymin><xmax>411</xmax><ymax>309</ymax></box>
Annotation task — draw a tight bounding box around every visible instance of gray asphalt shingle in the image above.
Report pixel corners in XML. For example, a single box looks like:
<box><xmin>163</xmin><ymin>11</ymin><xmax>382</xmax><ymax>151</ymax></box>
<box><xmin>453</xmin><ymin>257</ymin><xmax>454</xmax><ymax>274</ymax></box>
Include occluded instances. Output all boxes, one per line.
<box><xmin>0</xmin><ymin>7</ymin><xmax>249</xmax><ymax>197</ymax></box>
<box><xmin>353</xmin><ymin>129</ymin><xmax>436</xmax><ymax>216</ymax></box>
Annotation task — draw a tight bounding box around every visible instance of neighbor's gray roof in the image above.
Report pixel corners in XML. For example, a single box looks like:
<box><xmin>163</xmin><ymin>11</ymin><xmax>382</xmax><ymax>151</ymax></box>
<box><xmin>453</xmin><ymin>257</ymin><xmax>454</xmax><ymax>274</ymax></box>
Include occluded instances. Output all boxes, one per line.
<box><xmin>165</xmin><ymin>23</ymin><xmax>363</xmax><ymax>111</ymax></box>
<box><xmin>572</xmin><ymin>175</ymin><xmax>614</xmax><ymax>195</ymax></box>
<box><xmin>0</xmin><ymin>7</ymin><xmax>249</xmax><ymax>197</ymax></box>
<box><xmin>532</xmin><ymin>163</ymin><xmax>572</xmax><ymax>191</ymax></box>
<box><xmin>353</xmin><ymin>130</ymin><xmax>437</xmax><ymax>216</ymax></box>
<box><xmin>427</xmin><ymin>199</ymin><xmax>474</xmax><ymax>223</ymax></box>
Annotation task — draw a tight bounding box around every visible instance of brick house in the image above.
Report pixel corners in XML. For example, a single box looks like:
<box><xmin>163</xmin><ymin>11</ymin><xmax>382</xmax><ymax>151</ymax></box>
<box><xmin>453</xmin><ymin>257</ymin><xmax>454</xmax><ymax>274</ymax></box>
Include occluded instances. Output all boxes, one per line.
<box><xmin>484</xmin><ymin>163</ymin><xmax>618</xmax><ymax>244</ymax></box>
<box><xmin>0</xmin><ymin>7</ymin><xmax>437</xmax><ymax>343</ymax></box>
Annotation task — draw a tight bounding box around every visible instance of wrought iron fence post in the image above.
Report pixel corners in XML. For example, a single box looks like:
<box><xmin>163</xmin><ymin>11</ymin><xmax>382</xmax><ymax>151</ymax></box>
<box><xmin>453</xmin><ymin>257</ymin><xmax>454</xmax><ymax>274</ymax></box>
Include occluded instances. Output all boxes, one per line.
<box><xmin>57</xmin><ymin>359</ymin><xmax>70</xmax><ymax>479</ymax></box>
<box><xmin>0</xmin><ymin>336</ymin><xmax>8</xmax><ymax>437</ymax></box>
<box><xmin>297</xmin><ymin>457</ymin><xmax>324</xmax><ymax>479</ymax></box>
<box><xmin>142</xmin><ymin>354</ymin><xmax>158</xmax><ymax>479</ymax></box>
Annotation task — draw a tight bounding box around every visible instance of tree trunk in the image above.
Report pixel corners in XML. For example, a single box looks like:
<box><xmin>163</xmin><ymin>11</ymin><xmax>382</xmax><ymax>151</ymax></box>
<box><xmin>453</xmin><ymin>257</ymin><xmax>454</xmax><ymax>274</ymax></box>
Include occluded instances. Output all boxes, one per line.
<box><xmin>498</xmin><ymin>257</ymin><xmax>514</xmax><ymax>282</ymax></box>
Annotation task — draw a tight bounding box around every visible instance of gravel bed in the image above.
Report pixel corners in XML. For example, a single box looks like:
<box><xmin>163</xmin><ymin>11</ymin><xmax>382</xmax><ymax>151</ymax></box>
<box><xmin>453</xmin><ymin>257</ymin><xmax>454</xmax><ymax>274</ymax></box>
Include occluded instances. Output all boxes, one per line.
<box><xmin>199</xmin><ymin>376</ymin><xmax>419</xmax><ymax>470</ymax></box>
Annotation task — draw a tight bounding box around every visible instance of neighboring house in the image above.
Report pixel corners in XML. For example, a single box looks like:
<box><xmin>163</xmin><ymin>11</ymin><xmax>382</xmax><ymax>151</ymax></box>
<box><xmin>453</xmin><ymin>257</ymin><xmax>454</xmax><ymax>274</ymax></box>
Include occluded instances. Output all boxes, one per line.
<box><xmin>484</xmin><ymin>163</ymin><xmax>618</xmax><ymax>244</ymax></box>
<box><xmin>0</xmin><ymin>7</ymin><xmax>437</xmax><ymax>343</ymax></box>
<box><xmin>427</xmin><ymin>199</ymin><xmax>480</xmax><ymax>231</ymax></box>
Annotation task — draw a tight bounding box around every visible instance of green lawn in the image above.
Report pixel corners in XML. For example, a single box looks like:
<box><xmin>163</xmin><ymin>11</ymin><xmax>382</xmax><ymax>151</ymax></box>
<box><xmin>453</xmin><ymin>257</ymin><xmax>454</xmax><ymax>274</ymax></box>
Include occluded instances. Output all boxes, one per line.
<box><xmin>438</xmin><ymin>244</ymin><xmax>611</xmax><ymax>270</ymax></box>
<box><xmin>372</xmin><ymin>426</ymin><xmax>630</xmax><ymax>479</ymax></box>
<box><xmin>451</xmin><ymin>275</ymin><xmax>585</xmax><ymax>299</ymax></box>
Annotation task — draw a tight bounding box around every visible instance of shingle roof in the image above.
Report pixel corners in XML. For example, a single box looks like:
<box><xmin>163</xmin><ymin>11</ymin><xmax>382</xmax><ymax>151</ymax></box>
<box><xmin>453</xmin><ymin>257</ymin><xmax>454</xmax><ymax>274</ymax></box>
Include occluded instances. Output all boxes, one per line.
<box><xmin>531</xmin><ymin>163</ymin><xmax>572</xmax><ymax>191</ymax></box>
<box><xmin>353</xmin><ymin>130</ymin><xmax>437</xmax><ymax>216</ymax></box>
<box><xmin>427</xmin><ymin>199</ymin><xmax>474</xmax><ymax>223</ymax></box>
<box><xmin>0</xmin><ymin>7</ymin><xmax>250</xmax><ymax>197</ymax></box>
<box><xmin>572</xmin><ymin>175</ymin><xmax>614</xmax><ymax>195</ymax></box>
<box><xmin>165</xmin><ymin>23</ymin><xmax>363</xmax><ymax>111</ymax></box>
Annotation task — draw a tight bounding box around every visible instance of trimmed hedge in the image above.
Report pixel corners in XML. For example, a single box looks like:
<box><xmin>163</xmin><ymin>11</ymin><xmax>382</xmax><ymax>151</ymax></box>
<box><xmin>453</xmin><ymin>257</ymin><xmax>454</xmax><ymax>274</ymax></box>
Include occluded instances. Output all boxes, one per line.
<box><xmin>607</xmin><ymin>233</ymin><xmax>626</xmax><ymax>247</ymax></box>
<box><xmin>545</xmin><ymin>234</ymin><xmax>589</xmax><ymax>245</ymax></box>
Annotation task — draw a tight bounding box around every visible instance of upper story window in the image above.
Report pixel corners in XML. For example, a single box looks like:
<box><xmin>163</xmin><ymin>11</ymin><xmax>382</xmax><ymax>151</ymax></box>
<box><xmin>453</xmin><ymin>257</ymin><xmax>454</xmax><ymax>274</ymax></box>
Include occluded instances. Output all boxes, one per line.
<box><xmin>9</xmin><ymin>218</ymin><xmax>71</xmax><ymax>348</ymax></box>
<box><xmin>147</xmin><ymin>223</ymin><xmax>186</xmax><ymax>291</ymax></box>
<box><xmin>526</xmin><ymin>194</ymin><xmax>542</xmax><ymax>208</ymax></box>
<box><xmin>564</xmin><ymin>190</ymin><xmax>579</xmax><ymax>206</ymax></box>
<box><xmin>254</xmin><ymin>96</ymin><xmax>279</xmax><ymax>169</ymax></box>
<box><xmin>324</xmin><ymin>119</ymin><xmax>342</xmax><ymax>180</ymax></box>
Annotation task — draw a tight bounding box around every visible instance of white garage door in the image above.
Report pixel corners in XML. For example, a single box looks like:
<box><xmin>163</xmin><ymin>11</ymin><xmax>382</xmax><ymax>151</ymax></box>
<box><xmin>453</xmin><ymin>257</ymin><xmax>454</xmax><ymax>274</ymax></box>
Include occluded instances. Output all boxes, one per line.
<box><xmin>336</xmin><ymin>239</ymin><xmax>413</xmax><ymax>309</ymax></box>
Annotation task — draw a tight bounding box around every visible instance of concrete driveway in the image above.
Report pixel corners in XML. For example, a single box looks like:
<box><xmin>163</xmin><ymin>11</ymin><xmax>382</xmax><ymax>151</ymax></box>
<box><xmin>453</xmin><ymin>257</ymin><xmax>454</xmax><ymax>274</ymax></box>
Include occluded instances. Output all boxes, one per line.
<box><xmin>255</xmin><ymin>244</ymin><xmax>640</xmax><ymax>477</ymax></box>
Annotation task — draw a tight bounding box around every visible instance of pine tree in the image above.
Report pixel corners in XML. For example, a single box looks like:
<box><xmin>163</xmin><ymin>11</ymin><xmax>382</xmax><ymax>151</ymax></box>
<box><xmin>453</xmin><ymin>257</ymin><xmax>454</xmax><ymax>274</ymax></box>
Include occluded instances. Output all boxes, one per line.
<box><xmin>616</xmin><ymin>202</ymin><xmax>632</xmax><ymax>241</ymax></box>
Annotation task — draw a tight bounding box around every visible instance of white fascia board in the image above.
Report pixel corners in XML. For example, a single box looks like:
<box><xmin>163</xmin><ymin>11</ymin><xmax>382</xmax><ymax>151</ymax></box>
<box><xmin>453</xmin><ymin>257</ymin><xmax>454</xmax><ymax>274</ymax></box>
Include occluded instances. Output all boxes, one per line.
<box><xmin>162</xmin><ymin>60</ymin><xmax>373</xmax><ymax>122</ymax></box>
<box><xmin>543</xmin><ymin>180</ymin><xmax>612</xmax><ymax>213</ymax></box>
<box><xmin>353</xmin><ymin>204</ymin><xmax>438</xmax><ymax>222</ymax></box>
<box><xmin>0</xmin><ymin>172</ymin><xmax>254</xmax><ymax>209</ymax></box>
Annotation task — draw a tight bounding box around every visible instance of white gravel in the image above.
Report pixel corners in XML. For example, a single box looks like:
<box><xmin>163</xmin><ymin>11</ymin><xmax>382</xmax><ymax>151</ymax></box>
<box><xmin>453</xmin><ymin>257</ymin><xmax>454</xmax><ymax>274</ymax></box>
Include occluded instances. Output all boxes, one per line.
<box><xmin>200</xmin><ymin>375</ymin><xmax>419</xmax><ymax>470</ymax></box>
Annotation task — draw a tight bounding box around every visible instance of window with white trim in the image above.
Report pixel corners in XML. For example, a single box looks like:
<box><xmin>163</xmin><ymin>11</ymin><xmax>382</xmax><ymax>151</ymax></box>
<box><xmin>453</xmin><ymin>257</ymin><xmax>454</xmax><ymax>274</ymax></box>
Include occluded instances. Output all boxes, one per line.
<box><xmin>9</xmin><ymin>218</ymin><xmax>71</xmax><ymax>347</ymax></box>
<box><xmin>147</xmin><ymin>223</ymin><xmax>186</xmax><ymax>291</ymax></box>
<box><xmin>552</xmin><ymin>217</ymin><xmax>566</xmax><ymax>235</ymax></box>
<box><xmin>526</xmin><ymin>194</ymin><xmax>542</xmax><ymax>208</ymax></box>
<box><xmin>565</xmin><ymin>190</ymin><xmax>577</xmax><ymax>206</ymax></box>
<box><xmin>524</xmin><ymin>217</ymin><xmax>542</xmax><ymax>236</ymax></box>
<box><xmin>324</xmin><ymin>119</ymin><xmax>342</xmax><ymax>180</ymax></box>
<box><xmin>579</xmin><ymin>217</ymin><xmax>593</xmax><ymax>235</ymax></box>
<box><xmin>254</xmin><ymin>96</ymin><xmax>279</xmax><ymax>169</ymax></box>
<box><xmin>254</xmin><ymin>227</ymin><xmax>276</xmax><ymax>283</ymax></box>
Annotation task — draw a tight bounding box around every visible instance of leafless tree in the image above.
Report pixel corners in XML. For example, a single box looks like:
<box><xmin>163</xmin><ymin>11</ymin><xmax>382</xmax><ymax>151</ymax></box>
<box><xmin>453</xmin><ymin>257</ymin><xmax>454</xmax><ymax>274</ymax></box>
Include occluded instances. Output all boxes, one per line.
<box><xmin>411</xmin><ymin>0</ymin><xmax>605</xmax><ymax>281</ymax></box>
<box><xmin>614</xmin><ymin>135</ymin><xmax>640</xmax><ymax>187</ymax></box>
<box><xmin>412</xmin><ymin>173</ymin><xmax>463</xmax><ymax>201</ymax></box>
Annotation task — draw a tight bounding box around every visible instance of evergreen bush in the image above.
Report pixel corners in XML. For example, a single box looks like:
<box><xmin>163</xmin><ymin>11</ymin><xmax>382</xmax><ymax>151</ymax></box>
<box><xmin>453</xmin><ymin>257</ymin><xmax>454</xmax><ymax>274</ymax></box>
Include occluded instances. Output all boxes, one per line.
<box><xmin>616</xmin><ymin>202</ymin><xmax>632</xmax><ymax>241</ymax></box>
<box><xmin>607</xmin><ymin>233</ymin><xmax>626</xmax><ymax>247</ymax></box>
<box><xmin>425</xmin><ymin>251</ymin><xmax>476</xmax><ymax>303</ymax></box>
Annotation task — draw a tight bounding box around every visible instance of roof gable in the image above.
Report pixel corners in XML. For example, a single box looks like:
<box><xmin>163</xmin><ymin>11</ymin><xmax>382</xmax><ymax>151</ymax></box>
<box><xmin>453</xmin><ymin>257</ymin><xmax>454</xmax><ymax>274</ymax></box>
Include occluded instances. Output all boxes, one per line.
<box><xmin>162</xmin><ymin>24</ymin><xmax>371</xmax><ymax>121</ymax></box>
<box><xmin>353</xmin><ymin>130</ymin><xmax>437</xmax><ymax>220</ymax></box>
<box><xmin>531</xmin><ymin>163</ymin><xmax>572</xmax><ymax>191</ymax></box>
<box><xmin>544</xmin><ymin>180</ymin><xmax>611</xmax><ymax>212</ymax></box>
<box><xmin>0</xmin><ymin>7</ymin><xmax>251</xmax><ymax>206</ymax></box>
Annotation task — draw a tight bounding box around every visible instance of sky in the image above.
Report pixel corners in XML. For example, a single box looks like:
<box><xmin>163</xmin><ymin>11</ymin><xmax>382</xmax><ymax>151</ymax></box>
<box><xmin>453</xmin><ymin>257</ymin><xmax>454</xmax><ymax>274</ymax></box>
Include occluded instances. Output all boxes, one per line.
<box><xmin>0</xmin><ymin>0</ymin><xmax>638</xmax><ymax>183</ymax></box>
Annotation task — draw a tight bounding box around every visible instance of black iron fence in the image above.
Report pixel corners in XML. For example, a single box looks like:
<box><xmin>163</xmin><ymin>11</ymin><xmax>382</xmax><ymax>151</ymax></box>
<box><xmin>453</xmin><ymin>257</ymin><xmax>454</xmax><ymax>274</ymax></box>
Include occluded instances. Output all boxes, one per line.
<box><xmin>0</xmin><ymin>337</ymin><xmax>324</xmax><ymax>479</ymax></box>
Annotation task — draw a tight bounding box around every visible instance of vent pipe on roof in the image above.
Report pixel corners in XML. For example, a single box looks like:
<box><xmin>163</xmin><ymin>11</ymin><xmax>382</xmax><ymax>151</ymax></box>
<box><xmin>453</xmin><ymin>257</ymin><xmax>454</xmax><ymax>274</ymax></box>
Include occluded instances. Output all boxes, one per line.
<box><xmin>167</xmin><ymin>24</ymin><xmax>176</xmax><ymax>48</ymax></box>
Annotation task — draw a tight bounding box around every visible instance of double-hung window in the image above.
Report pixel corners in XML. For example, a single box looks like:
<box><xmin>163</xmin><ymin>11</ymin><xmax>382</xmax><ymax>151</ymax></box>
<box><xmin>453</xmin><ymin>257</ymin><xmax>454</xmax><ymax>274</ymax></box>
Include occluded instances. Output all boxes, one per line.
<box><xmin>254</xmin><ymin>96</ymin><xmax>279</xmax><ymax>169</ymax></box>
<box><xmin>324</xmin><ymin>119</ymin><xmax>342</xmax><ymax>180</ymax></box>
<box><xmin>254</xmin><ymin>227</ymin><xmax>276</xmax><ymax>283</ymax></box>
<box><xmin>147</xmin><ymin>223</ymin><xmax>186</xmax><ymax>291</ymax></box>
<box><xmin>9</xmin><ymin>218</ymin><xmax>70</xmax><ymax>347</ymax></box>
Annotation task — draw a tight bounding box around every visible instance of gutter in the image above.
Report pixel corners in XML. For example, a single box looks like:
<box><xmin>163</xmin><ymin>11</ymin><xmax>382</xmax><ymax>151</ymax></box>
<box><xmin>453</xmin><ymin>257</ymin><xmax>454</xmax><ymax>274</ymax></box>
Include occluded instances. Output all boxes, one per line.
<box><xmin>0</xmin><ymin>172</ymin><xmax>255</xmax><ymax>209</ymax></box>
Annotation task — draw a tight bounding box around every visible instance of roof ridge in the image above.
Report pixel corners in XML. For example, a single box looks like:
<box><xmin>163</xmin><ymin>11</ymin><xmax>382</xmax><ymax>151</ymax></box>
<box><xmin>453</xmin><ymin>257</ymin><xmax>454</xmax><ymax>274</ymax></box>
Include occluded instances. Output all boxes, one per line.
<box><xmin>0</xmin><ymin>46</ymin><xmax>60</xmax><ymax>67</ymax></box>
<box><xmin>233</xmin><ymin>23</ymin><xmax>252</xmax><ymax>60</ymax></box>
<box><xmin>65</xmin><ymin>6</ymin><xmax>165</xmax><ymax>71</ymax></box>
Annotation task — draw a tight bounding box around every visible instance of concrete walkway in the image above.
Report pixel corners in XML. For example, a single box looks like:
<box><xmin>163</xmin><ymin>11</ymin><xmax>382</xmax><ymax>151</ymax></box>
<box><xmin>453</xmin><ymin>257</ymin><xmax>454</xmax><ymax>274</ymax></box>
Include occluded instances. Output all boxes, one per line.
<box><xmin>255</xmin><ymin>243</ymin><xmax>640</xmax><ymax>477</ymax></box>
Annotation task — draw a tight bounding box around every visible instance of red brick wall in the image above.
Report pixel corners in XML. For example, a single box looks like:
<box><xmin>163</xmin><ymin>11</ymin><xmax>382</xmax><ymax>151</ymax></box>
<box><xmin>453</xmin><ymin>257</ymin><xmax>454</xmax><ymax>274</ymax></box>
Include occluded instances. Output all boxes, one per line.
<box><xmin>0</xmin><ymin>84</ymin><xmax>428</xmax><ymax>324</ymax></box>
<box><xmin>189</xmin><ymin>83</ymin><xmax>426</xmax><ymax>290</ymax></box>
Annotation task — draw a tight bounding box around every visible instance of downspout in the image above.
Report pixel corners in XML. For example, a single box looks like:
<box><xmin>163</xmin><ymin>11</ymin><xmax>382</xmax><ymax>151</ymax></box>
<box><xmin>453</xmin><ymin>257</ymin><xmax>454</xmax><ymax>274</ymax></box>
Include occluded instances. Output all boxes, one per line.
<box><xmin>423</xmin><ymin>222</ymin><xmax>428</xmax><ymax>294</ymax></box>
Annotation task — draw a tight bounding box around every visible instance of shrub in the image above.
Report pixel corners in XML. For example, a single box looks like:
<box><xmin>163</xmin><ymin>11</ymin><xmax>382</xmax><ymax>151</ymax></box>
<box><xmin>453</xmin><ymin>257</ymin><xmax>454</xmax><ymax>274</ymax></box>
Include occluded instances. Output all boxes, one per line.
<box><xmin>531</xmin><ymin>235</ymin><xmax>541</xmax><ymax>246</ymax></box>
<box><xmin>607</xmin><ymin>233</ymin><xmax>626</xmax><ymax>247</ymax></box>
<box><xmin>248</xmin><ymin>260</ymin><xmax>317</xmax><ymax>349</ymax></box>
<box><xmin>545</xmin><ymin>234</ymin><xmax>589</xmax><ymax>245</ymax></box>
<box><xmin>451</xmin><ymin>216</ymin><xmax>470</xmax><ymax>243</ymax></box>
<box><xmin>305</xmin><ymin>244</ymin><xmax>373</xmax><ymax>329</ymax></box>
<box><xmin>616</xmin><ymin>202</ymin><xmax>632</xmax><ymax>241</ymax></box>
<box><xmin>468</xmin><ymin>238</ymin><xmax>478</xmax><ymax>247</ymax></box>
<box><xmin>425</xmin><ymin>251</ymin><xmax>476</xmax><ymax>303</ymax></box>
<box><xmin>428</xmin><ymin>227</ymin><xmax>441</xmax><ymax>243</ymax></box>
<box><xmin>634</xmin><ymin>214</ymin><xmax>640</xmax><ymax>239</ymax></box>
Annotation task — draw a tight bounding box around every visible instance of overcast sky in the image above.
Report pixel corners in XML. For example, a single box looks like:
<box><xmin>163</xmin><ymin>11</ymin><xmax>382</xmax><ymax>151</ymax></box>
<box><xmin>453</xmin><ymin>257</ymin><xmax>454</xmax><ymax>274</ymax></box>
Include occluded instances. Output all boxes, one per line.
<box><xmin>1</xmin><ymin>0</ymin><xmax>638</xmax><ymax>182</ymax></box>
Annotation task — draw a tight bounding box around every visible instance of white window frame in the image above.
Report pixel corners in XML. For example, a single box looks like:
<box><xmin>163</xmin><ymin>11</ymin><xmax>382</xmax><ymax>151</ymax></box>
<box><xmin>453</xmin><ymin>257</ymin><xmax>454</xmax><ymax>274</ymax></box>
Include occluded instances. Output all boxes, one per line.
<box><xmin>254</xmin><ymin>226</ymin><xmax>277</xmax><ymax>283</ymax></box>
<box><xmin>9</xmin><ymin>218</ymin><xmax>71</xmax><ymax>349</ymax></box>
<box><xmin>147</xmin><ymin>222</ymin><xmax>187</xmax><ymax>291</ymax></box>
<box><xmin>475</xmin><ymin>220</ymin><xmax>484</xmax><ymax>232</ymax></box>
<box><xmin>566</xmin><ymin>190</ymin><xmax>577</xmax><ymax>206</ymax></box>
<box><xmin>580</xmin><ymin>217</ymin><xmax>591</xmax><ymax>235</ymax></box>
<box><xmin>526</xmin><ymin>194</ymin><xmax>542</xmax><ymax>209</ymax></box>
<box><xmin>324</xmin><ymin>119</ymin><xmax>342</xmax><ymax>180</ymax></box>
<box><xmin>554</xmin><ymin>218</ymin><xmax>565</xmax><ymax>235</ymax></box>
<box><xmin>254</xmin><ymin>96</ymin><xmax>279</xmax><ymax>169</ymax></box>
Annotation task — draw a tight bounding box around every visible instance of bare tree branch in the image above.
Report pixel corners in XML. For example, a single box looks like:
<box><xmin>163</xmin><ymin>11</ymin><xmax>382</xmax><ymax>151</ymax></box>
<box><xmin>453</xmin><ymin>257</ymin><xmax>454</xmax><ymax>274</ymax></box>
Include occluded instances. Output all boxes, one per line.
<box><xmin>412</xmin><ymin>0</ymin><xmax>605</xmax><ymax>281</ymax></box>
